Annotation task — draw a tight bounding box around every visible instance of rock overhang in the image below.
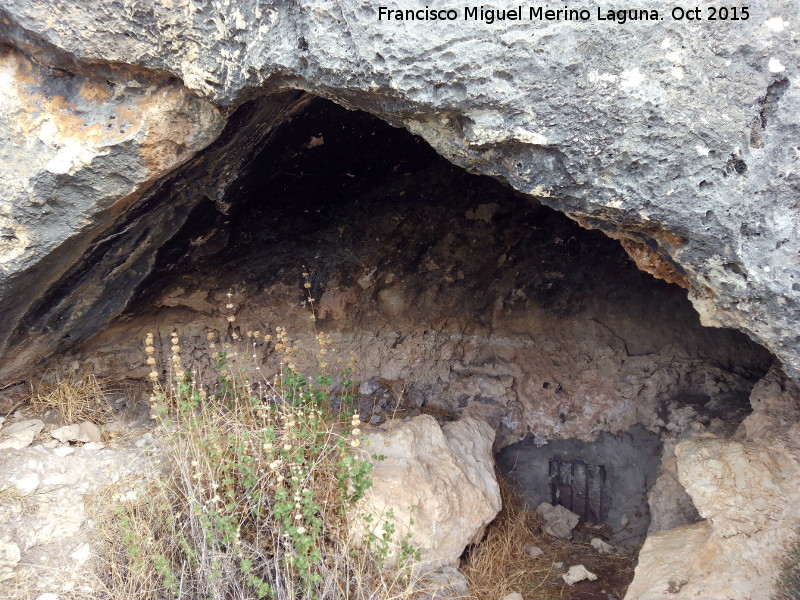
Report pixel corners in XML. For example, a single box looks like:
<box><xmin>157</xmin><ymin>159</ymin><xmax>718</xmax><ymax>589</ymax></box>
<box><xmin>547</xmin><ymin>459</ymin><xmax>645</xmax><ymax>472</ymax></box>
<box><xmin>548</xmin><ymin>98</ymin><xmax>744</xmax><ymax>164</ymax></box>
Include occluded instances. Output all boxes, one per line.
<box><xmin>0</xmin><ymin>0</ymin><xmax>797</xmax><ymax>383</ymax></box>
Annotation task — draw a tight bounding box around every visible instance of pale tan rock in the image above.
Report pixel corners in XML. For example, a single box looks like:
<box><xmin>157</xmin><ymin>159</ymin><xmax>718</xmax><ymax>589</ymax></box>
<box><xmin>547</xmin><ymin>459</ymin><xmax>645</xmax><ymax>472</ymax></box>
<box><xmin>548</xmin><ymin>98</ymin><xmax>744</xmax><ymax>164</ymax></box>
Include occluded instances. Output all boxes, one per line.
<box><xmin>10</xmin><ymin>472</ymin><xmax>39</xmax><ymax>494</ymax></box>
<box><xmin>535</xmin><ymin>502</ymin><xmax>579</xmax><ymax>539</ymax></box>
<box><xmin>625</xmin><ymin>522</ymin><xmax>709</xmax><ymax>599</ymax></box>
<box><xmin>0</xmin><ymin>419</ymin><xmax>44</xmax><ymax>450</ymax></box>
<box><xmin>500</xmin><ymin>593</ymin><xmax>523</xmax><ymax>600</ymax></box>
<box><xmin>590</xmin><ymin>537</ymin><xmax>614</xmax><ymax>554</ymax></box>
<box><xmin>50</xmin><ymin>424</ymin><xmax>81</xmax><ymax>443</ymax></box>
<box><xmin>523</xmin><ymin>543</ymin><xmax>543</xmax><ymax>557</ymax></box>
<box><xmin>626</xmin><ymin>367</ymin><xmax>800</xmax><ymax>600</ymax></box>
<box><xmin>562</xmin><ymin>564</ymin><xmax>597</xmax><ymax>586</ymax></box>
<box><xmin>352</xmin><ymin>415</ymin><xmax>500</xmax><ymax>572</ymax></box>
<box><xmin>676</xmin><ymin>438</ymin><xmax>795</xmax><ymax>538</ymax></box>
<box><xmin>51</xmin><ymin>421</ymin><xmax>101</xmax><ymax>444</ymax></box>
<box><xmin>0</xmin><ymin>443</ymin><xmax>156</xmax><ymax>593</ymax></box>
<box><xmin>646</xmin><ymin>440</ymin><xmax>700</xmax><ymax>534</ymax></box>
<box><xmin>77</xmin><ymin>421</ymin><xmax>102</xmax><ymax>443</ymax></box>
<box><xmin>69</xmin><ymin>542</ymin><xmax>91</xmax><ymax>564</ymax></box>
<box><xmin>0</xmin><ymin>537</ymin><xmax>20</xmax><ymax>582</ymax></box>
<box><xmin>414</xmin><ymin>565</ymin><xmax>470</xmax><ymax>598</ymax></box>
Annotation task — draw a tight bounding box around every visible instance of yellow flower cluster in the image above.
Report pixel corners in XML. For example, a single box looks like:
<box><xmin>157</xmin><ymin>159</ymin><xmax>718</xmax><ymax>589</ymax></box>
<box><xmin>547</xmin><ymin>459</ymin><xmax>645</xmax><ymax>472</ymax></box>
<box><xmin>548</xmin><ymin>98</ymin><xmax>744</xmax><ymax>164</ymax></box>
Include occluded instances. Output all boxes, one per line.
<box><xmin>316</xmin><ymin>332</ymin><xmax>334</xmax><ymax>370</ymax></box>
<box><xmin>145</xmin><ymin>332</ymin><xmax>158</xmax><ymax>383</ymax></box>
<box><xmin>170</xmin><ymin>331</ymin><xmax>182</xmax><ymax>372</ymax></box>
<box><xmin>350</xmin><ymin>414</ymin><xmax>362</xmax><ymax>448</ymax></box>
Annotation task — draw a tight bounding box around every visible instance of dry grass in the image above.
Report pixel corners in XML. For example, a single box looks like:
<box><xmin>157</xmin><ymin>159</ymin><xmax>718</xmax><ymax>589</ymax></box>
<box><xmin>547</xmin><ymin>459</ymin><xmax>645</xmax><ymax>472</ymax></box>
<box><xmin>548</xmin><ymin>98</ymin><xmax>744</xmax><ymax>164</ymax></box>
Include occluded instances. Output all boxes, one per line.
<box><xmin>27</xmin><ymin>374</ymin><xmax>114</xmax><ymax>425</ymax></box>
<box><xmin>462</xmin><ymin>476</ymin><xmax>557</xmax><ymax>599</ymax></box>
<box><xmin>462</xmin><ymin>478</ymin><xmax>635</xmax><ymax>600</ymax></box>
<box><xmin>0</xmin><ymin>484</ymin><xmax>34</xmax><ymax>518</ymax></box>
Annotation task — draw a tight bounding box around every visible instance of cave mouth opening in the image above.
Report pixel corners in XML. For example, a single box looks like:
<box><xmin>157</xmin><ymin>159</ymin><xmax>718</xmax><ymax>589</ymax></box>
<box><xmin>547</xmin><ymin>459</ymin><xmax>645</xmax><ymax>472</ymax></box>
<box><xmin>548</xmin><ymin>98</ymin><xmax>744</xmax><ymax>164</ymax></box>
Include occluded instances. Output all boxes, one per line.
<box><xmin>72</xmin><ymin>94</ymin><xmax>773</xmax><ymax>555</ymax></box>
<box><xmin>498</xmin><ymin>425</ymin><xmax>664</xmax><ymax>551</ymax></box>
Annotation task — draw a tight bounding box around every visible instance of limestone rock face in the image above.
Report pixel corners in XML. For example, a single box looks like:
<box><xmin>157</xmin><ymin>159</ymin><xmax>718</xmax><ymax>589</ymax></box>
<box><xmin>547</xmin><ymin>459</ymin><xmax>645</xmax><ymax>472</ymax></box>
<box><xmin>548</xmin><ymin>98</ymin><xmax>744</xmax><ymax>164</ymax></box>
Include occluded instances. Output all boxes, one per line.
<box><xmin>0</xmin><ymin>1</ymin><xmax>798</xmax><ymax>381</ymax></box>
<box><xmin>627</xmin><ymin>367</ymin><xmax>800</xmax><ymax>599</ymax></box>
<box><xmin>676</xmin><ymin>438</ymin><xmax>798</xmax><ymax>540</ymax></box>
<box><xmin>0</xmin><ymin>40</ymin><xmax>223</xmax><ymax>381</ymax></box>
<box><xmin>646</xmin><ymin>440</ymin><xmax>701</xmax><ymax>534</ymax></box>
<box><xmin>353</xmin><ymin>415</ymin><xmax>501</xmax><ymax>571</ymax></box>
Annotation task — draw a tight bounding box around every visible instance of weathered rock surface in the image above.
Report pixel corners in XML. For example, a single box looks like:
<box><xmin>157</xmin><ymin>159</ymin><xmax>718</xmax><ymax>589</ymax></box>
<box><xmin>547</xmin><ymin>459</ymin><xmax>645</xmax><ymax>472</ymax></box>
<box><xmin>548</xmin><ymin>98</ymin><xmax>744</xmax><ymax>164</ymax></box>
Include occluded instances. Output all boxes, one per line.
<box><xmin>0</xmin><ymin>1</ymin><xmax>797</xmax><ymax>383</ymax></box>
<box><xmin>50</xmin><ymin>421</ymin><xmax>101</xmax><ymax>444</ymax></box>
<box><xmin>500</xmin><ymin>425</ymin><xmax>663</xmax><ymax>549</ymax></box>
<box><xmin>590</xmin><ymin>538</ymin><xmax>614</xmax><ymax>555</ymax></box>
<box><xmin>0</xmin><ymin>38</ymin><xmax>223</xmax><ymax>382</ymax></box>
<box><xmin>0</xmin><ymin>419</ymin><xmax>43</xmax><ymax>450</ymax></box>
<box><xmin>625</xmin><ymin>521</ymin><xmax>709</xmax><ymax>599</ymax></box>
<box><xmin>36</xmin><ymin>99</ymin><xmax>772</xmax><ymax>453</ymax></box>
<box><xmin>626</xmin><ymin>366</ymin><xmax>800</xmax><ymax>599</ymax></box>
<box><xmin>353</xmin><ymin>415</ymin><xmax>501</xmax><ymax>571</ymax></box>
<box><xmin>413</xmin><ymin>565</ymin><xmax>471</xmax><ymax>599</ymax></box>
<box><xmin>0</xmin><ymin>6</ymin><xmax>798</xmax><ymax>596</ymax></box>
<box><xmin>0</xmin><ymin>537</ymin><xmax>21</xmax><ymax>583</ymax></box>
<box><xmin>0</xmin><ymin>440</ymin><xmax>154</xmax><ymax>596</ymax></box>
<box><xmin>535</xmin><ymin>502</ymin><xmax>580</xmax><ymax>540</ymax></box>
<box><xmin>646</xmin><ymin>442</ymin><xmax>702</xmax><ymax>534</ymax></box>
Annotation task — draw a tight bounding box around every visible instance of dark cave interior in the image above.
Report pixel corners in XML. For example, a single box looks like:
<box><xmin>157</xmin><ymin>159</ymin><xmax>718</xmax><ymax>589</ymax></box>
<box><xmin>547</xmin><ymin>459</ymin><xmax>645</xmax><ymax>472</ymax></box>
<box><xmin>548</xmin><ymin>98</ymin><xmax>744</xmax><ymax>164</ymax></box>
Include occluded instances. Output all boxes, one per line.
<box><xmin>69</xmin><ymin>96</ymin><xmax>775</xmax><ymax>546</ymax></box>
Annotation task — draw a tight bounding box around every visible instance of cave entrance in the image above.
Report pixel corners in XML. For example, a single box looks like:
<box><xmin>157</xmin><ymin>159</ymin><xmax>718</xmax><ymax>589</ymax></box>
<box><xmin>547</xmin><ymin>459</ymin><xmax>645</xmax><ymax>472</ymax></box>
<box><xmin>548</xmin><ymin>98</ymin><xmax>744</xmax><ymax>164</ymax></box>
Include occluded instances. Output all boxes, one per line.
<box><xmin>69</xmin><ymin>94</ymin><xmax>774</xmax><ymax>567</ymax></box>
<box><xmin>499</xmin><ymin>425</ymin><xmax>663</xmax><ymax>550</ymax></box>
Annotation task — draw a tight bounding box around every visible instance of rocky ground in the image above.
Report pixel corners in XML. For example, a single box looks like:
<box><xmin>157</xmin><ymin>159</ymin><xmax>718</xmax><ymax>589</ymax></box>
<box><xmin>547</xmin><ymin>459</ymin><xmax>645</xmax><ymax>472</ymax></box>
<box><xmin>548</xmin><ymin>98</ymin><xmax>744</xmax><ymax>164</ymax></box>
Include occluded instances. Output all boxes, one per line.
<box><xmin>0</xmin><ymin>396</ymin><xmax>638</xmax><ymax>600</ymax></box>
<box><xmin>0</xmin><ymin>398</ymin><xmax>156</xmax><ymax>599</ymax></box>
<box><xmin>2</xmin><ymin>366</ymin><xmax>798</xmax><ymax>600</ymax></box>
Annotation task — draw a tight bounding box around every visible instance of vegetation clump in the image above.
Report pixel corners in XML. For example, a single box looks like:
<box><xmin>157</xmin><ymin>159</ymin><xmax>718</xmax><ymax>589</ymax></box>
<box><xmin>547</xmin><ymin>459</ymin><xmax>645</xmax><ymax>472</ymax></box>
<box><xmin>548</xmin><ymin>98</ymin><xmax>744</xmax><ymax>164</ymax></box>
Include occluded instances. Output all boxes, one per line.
<box><xmin>98</xmin><ymin>286</ymin><xmax>418</xmax><ymax>600</ymax></box>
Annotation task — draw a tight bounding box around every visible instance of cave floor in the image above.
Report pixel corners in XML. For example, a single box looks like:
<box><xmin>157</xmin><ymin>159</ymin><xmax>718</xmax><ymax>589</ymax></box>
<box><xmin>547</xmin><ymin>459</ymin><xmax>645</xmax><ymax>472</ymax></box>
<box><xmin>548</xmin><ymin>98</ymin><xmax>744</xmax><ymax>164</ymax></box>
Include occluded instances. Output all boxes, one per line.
<box><xmin>0</xmin><ymin>396</ymin><xmax>638</xmax><ymax>600</ymax></box>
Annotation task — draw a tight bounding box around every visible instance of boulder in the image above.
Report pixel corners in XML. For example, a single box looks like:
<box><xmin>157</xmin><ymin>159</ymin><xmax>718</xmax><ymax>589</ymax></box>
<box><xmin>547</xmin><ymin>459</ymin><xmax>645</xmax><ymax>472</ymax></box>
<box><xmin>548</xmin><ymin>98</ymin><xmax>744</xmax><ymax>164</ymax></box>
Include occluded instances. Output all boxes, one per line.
<box><xmin>352</xmin><ymin>415</ymin><xmax>501</xmax><ymax>571</ymax></box>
